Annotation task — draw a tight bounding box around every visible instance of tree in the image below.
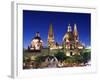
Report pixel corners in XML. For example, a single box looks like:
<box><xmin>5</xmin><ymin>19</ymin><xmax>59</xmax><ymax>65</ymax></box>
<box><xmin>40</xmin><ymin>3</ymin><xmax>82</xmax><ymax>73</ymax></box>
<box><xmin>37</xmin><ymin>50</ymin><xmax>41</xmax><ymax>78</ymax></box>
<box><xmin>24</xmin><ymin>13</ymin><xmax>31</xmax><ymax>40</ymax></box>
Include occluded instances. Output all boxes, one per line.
<box><xmin>54</xmin><ymin>52</ymin><xmax>66</xmax><ymax>61</ymax></box>
<box><xmin>81</xmin><ymin>51</ymin><xmax>91</xmax><ymax>65</ymax></box>
<box><xmin>35</xmin><ymin>55</ymin><xmax>44</xmax><ymax>63</ymax></box>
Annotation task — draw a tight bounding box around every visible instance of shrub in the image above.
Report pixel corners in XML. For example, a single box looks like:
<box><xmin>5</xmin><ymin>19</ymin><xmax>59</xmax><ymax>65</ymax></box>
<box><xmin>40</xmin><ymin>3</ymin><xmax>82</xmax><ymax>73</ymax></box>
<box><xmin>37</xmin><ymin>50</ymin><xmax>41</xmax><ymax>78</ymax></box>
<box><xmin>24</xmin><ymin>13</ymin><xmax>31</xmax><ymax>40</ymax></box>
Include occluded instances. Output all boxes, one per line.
<box><xmin>81</xmin><ymin>51</ymin><xmax>91</xmax><ymax>64</ymax></box>
<box><xmin>54</xmin><ymin>52</ymin><xmax>66</xmax><ymax>61</ymax></box>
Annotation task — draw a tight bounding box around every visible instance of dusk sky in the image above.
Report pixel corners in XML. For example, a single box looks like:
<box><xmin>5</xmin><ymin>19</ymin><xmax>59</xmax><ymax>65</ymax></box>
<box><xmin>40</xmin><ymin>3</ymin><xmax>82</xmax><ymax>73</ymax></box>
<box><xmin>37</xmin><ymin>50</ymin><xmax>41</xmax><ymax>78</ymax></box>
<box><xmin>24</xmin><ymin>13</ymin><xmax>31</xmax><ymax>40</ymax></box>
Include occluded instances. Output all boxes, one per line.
<box><xmin>23</xmin><ymin>10</ymin><xmax>91</xmax><ymax>48</ymax></box>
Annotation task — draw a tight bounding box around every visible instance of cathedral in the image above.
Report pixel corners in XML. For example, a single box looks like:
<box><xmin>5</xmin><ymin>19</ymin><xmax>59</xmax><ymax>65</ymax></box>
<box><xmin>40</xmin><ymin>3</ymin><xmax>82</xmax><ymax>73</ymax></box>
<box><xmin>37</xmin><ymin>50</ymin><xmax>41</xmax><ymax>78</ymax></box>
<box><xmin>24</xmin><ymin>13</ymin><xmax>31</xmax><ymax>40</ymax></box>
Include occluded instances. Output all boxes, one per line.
<box><xmin>47</xmin><ymin>23</ymin><xmax>84</xmax><ymax>56</ymax></box>
<box><xmin>63</xmin><ymin>24</ymin><xmax>84</xmax><ymax>56</ymax></box>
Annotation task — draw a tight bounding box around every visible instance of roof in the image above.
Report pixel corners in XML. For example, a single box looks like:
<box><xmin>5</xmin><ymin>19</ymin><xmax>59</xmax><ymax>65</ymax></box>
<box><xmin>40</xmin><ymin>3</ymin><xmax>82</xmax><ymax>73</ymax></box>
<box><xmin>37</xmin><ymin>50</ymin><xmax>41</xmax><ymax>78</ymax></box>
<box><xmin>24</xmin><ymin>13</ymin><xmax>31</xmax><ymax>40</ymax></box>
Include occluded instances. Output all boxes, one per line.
<box><xmin>34</xmin><ymin>36</ymin><xmax>41</xmax><ymax>40</ymax></box>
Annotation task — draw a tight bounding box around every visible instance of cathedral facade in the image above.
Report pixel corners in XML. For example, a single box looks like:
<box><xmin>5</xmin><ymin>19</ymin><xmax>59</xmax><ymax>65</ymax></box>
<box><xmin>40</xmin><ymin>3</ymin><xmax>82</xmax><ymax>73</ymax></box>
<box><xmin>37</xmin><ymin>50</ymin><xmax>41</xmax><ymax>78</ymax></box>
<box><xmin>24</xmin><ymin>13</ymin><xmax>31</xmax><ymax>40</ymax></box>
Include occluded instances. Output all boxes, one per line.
<box><xmin>47</xmin><ymin>23</ymin><xmax>84</xmax><ymax>56</ymax></box>
<box><xmin>63</xmin><ymin>24</ymin><xmax>84</xmax><ymax>56</ymax></box>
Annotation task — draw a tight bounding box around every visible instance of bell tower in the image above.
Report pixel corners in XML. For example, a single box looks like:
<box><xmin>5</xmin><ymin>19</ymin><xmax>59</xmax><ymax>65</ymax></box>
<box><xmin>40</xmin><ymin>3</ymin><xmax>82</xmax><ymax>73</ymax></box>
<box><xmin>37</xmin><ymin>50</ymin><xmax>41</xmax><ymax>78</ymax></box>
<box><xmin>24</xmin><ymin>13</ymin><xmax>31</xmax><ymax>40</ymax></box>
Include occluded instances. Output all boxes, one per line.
<box><xmin>73</xmin><ymin>24</ymin><xmax>78</xmax><ymax>41</ymax></box>
<box><xmin>48</xmin><ymin>23</ymin><xmax>55</xmax><ymax>48</ymax></box>
<box><xmin>67</xmin><ymin>24</ymin><xmax>72</xmax><ymax>32</ymax></box>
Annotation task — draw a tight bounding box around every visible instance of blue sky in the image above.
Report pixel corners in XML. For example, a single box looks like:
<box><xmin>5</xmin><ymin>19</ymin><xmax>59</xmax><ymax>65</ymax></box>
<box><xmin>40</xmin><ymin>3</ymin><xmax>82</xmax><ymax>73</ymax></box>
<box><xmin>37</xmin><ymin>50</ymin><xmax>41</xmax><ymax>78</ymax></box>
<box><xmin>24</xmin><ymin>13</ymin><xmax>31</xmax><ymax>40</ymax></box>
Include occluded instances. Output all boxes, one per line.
<box><xmin>23</xmin><ymin>10</ymin><xmax>91</xmax><ymax>48</ymax></box>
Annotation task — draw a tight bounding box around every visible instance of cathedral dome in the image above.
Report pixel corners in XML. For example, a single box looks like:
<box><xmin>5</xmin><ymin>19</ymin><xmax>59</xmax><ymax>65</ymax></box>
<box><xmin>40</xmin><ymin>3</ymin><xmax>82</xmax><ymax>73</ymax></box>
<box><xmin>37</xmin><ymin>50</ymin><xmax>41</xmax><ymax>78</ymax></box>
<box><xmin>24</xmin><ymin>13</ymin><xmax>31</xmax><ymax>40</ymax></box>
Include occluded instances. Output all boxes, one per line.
<box><xmin>67</xmin><ymin>32</ymin><xmax>74</xmax><ymax>41</ymax></box>
<box><xmin>63</xmin><ymin>24</ymin><xmax>74</xmax><ymax>41</ymax></box>
<box><xmin>63</xmin><ymin>32</ymin><xmax>74</xmax><ymax>41</ymax></box>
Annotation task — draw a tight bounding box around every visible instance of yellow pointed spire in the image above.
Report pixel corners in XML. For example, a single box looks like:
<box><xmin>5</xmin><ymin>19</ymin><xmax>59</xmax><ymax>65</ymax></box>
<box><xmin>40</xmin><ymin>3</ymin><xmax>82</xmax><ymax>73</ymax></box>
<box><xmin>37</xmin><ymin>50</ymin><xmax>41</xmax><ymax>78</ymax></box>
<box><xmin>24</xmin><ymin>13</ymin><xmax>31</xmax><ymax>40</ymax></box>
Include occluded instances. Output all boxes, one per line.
<box><xmin>48</xmin><ymin>23</ymin><xmax>55</xmax><ymax>48</ymax></box>
<box><xmin>48</xmin><ymin>23</ymin><xmax>54</xmax><ymax>40</ymax></box>
<box><xmin>73</xmin><ymin>24</ymin><xmax>78</xmax><ymax>36</ymax></box>
<box><xmin>49</xmin><ymin>24</ymin><xmax>53</xmax><ymax>36</ymax></box>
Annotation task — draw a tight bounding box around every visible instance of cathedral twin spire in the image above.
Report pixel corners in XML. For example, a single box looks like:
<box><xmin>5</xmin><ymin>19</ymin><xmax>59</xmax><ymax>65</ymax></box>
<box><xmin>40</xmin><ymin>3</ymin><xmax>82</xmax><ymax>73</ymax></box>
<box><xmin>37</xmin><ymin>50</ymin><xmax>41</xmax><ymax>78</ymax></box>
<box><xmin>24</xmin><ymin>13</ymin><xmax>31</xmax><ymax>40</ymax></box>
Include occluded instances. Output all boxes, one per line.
<box><xmin>67</xmin><ymin>24</ymin><xmax>78</xmax><ymax>35</ymax></box>
<box><xmin>73</xmin><ymin>24</ymin><xmax>78</xmax><ymax>37</ymax></box>
<box><xmin>67</xmin><ymin>24</ymin><xmax>78</xmax><ymax>40</ymax></box>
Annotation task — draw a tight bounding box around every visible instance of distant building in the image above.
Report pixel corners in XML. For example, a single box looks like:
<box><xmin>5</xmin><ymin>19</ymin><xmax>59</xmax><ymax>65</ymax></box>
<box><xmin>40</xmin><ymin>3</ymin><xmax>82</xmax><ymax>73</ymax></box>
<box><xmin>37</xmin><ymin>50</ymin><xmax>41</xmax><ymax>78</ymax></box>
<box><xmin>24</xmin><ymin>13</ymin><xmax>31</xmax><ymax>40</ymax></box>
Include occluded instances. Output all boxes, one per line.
<box><xmin>28</xmin><ymin>32</ymin><xmax>43</xmax><ymax>51</ymax></box>
<box><xmin>63</xmin><ymin>24</ymin><xmax>84</xmax><ymax>56</ymax></box>
<box><xmin>47</xmin><ymin>24</ymin><xmax>61</xmax><ymax>50</ymax></box>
